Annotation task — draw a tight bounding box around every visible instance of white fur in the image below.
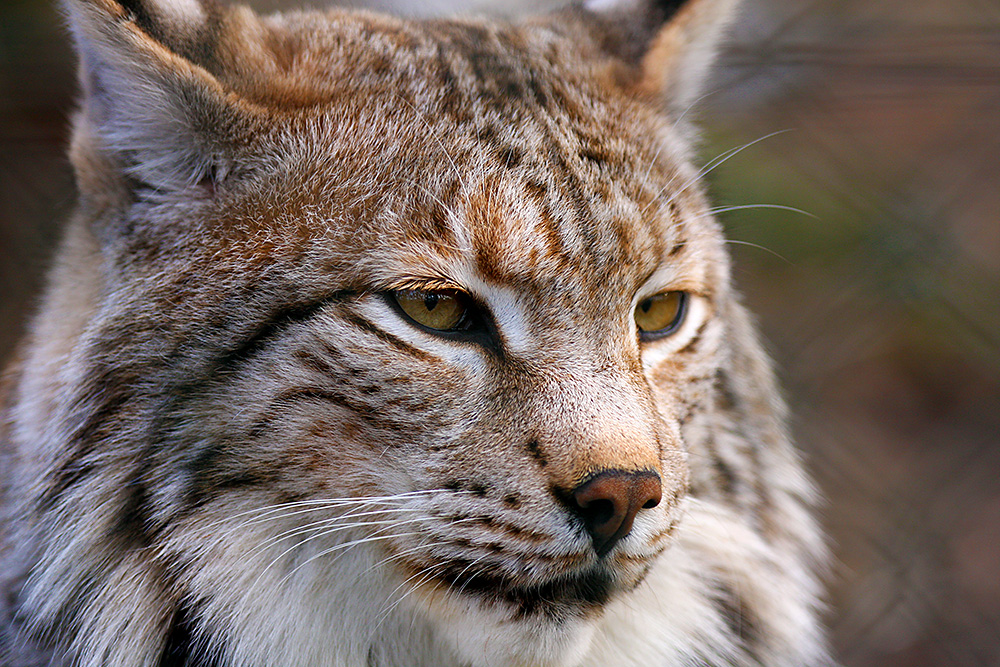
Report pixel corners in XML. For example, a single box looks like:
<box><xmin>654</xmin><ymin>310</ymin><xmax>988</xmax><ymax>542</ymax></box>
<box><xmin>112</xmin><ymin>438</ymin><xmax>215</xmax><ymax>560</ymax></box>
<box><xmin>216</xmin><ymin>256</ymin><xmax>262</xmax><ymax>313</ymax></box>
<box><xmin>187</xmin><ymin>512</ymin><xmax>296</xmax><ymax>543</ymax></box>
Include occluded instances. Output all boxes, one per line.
<box><xmin>155</xmin><ymin>0</ymin><xmax>206</xmax><ymax>27</ymax></box>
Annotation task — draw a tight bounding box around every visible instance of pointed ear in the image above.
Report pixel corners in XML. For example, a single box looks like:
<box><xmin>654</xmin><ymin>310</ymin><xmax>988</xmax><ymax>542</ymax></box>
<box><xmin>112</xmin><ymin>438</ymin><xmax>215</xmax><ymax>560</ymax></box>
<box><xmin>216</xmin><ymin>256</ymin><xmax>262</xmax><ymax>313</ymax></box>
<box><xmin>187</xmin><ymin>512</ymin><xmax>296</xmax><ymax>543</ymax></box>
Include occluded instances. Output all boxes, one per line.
<box><xmin>64</xmin><ymin>0</ymin><xmax>248</xmax><ymax>199</ymax></box>
<box><xmin>581</xmin><ymin>0</ymin><xmax>741</xmax><ymax>118</ymax></box>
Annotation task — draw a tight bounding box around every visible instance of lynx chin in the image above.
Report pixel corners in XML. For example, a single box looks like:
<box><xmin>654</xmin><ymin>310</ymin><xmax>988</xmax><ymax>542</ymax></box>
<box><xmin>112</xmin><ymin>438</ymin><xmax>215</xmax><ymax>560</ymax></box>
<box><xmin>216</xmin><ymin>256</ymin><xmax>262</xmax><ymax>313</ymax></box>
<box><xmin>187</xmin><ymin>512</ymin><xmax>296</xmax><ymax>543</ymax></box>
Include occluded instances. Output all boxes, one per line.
<box><xmin>0</xmin><ymin>0</ymin><xmax>832</xmax><ymax>665</ymax></box>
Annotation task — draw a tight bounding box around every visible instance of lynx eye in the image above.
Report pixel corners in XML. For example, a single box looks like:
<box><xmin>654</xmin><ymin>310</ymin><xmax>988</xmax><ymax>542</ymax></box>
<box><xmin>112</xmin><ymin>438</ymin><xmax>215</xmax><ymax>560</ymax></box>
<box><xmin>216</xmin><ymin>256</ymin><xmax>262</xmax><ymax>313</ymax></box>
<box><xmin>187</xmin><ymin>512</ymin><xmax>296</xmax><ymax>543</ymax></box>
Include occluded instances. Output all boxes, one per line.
<box><xmin>635</xmin><ymin>291</ymin><xmax>688</xmax><ymax>338</ymax></box>
<box><xmin>393</xmin><ymin>290</ymin><xmax>470</xmax><ymax>331</ymax></box>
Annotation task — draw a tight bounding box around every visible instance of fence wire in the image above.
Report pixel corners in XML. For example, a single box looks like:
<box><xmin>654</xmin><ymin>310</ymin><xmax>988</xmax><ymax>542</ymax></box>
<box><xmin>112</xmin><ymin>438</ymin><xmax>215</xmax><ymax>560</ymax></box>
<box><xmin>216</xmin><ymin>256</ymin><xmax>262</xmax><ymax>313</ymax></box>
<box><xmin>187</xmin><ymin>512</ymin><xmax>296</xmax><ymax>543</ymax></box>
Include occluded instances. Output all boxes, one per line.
<box><xmin>708</xmin><ymin>2</ymin><xmax>1000</xmax><ymax>665</ymax></box>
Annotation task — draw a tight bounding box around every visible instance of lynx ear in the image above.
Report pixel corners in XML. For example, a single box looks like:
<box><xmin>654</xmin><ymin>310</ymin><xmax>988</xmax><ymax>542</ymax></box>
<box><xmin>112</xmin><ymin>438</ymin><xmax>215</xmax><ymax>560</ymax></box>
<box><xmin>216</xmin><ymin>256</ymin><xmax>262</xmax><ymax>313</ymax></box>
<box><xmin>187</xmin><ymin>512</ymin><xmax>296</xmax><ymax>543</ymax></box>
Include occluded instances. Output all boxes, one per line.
<box><xmin>64</xmin><ymin>0</ymin><xmax>245</xmax><ymax>198</ymax></box>
<box><xmin>582</xmin><ymin>0</ymin><xmax>741</xmax><ymax>118</ymax></box>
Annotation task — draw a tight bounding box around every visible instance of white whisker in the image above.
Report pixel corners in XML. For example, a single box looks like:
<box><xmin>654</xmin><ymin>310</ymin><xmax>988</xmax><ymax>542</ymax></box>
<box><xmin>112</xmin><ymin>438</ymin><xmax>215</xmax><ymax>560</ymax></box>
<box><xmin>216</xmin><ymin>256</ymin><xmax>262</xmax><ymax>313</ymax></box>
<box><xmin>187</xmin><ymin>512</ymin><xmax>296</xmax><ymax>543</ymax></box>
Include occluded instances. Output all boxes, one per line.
<box><xmin>723</xmin><ymin>239</ymin><xmax>790</xmax><ymax>263</ymax></box>
<box><xmin>242</xmin><ymin>509</ymin><xmax>428</xmax><ymax>562</ymax></box>
<box><xmin>706</xmin><ymin>203</ymin><xmax>817</xmax><ymax>219</ymax></box>
<box><xmin>680</xmin><ymin>130</ymin><xmax>792</xmax><ymax>192</ymax></box>
<box><xmin>371</xmin><ymin>560</ymin><xmax>453</xmax><ymax>636</ymax></box>
<box><xmin>642</xmin><ymin>130</ymin><xmax>791</xmax><ymax>216</ymax></box>
<box><xmin>209</xmin><ymin>489</ymin><xmax>460</xmax><ymax>535</ymax></box>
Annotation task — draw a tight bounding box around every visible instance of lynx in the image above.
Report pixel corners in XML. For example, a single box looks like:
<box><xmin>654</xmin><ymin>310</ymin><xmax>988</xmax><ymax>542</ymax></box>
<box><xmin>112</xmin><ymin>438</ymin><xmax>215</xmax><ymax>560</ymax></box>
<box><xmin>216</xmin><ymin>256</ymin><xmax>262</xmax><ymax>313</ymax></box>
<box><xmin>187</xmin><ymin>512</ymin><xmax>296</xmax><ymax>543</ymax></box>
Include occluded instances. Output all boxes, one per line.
<box><xmin>0</xmin><ymin>0</ymin><xmax>831</xmax><ymax>664</ymax></box>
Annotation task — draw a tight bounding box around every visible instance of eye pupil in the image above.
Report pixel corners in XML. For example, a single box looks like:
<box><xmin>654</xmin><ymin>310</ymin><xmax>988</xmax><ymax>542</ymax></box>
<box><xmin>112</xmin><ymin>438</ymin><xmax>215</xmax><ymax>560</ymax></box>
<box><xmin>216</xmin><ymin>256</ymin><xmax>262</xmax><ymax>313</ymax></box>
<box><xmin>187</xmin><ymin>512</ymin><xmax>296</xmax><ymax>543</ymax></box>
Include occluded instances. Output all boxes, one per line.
<box><xmin>393</xmin><ymin>290</ymin><xmax>470</xmax><ymax>332</ymax></box>
<box><xmin>640</xmin><ymin>299</ymin><xmax>652</xmax><ymax>314</ymax></box>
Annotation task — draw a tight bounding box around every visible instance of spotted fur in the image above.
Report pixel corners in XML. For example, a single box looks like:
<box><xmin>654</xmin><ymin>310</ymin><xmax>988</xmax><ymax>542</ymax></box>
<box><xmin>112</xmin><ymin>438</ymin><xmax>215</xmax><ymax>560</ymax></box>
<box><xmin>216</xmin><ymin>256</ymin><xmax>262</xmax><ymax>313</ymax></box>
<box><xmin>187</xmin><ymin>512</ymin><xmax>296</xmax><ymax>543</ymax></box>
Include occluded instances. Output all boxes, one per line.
<box><xmin>0</xmin><ymin>0</ymin><xmax>831</xmax><ymax>665</ymax></box>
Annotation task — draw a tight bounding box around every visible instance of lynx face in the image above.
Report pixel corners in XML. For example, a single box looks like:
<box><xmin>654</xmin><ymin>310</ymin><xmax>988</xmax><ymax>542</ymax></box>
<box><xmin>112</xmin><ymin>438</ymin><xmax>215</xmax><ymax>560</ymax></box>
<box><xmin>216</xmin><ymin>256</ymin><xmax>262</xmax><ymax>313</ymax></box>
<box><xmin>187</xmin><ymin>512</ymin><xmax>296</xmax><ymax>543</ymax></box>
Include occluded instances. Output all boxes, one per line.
<box><xmin>0</xmin><ymin>0</ymin><xmax>830</xmax><ymax>666</ymax></box>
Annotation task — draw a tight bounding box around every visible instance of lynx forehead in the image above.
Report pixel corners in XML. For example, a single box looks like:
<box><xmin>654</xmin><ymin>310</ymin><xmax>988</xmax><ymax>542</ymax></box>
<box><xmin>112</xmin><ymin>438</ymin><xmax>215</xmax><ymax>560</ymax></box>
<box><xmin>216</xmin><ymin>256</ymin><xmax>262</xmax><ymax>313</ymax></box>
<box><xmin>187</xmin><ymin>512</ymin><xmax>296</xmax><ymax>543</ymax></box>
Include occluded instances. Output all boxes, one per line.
<box><xmin>0</xmin><ymin>0</ymin><xmax>831</xmax><ymax>666</ymax></box>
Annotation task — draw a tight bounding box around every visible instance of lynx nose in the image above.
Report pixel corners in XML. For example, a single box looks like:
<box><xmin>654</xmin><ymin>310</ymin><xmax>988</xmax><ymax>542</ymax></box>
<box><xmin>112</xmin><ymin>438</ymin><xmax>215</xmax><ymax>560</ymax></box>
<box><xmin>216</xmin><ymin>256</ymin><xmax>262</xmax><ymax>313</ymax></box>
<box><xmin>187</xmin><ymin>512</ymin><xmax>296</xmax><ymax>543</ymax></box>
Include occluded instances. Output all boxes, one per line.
<box><xmin>569</xmin><ymin>470</ymin><xmax>662</xmax><ymax>557</ymax></box>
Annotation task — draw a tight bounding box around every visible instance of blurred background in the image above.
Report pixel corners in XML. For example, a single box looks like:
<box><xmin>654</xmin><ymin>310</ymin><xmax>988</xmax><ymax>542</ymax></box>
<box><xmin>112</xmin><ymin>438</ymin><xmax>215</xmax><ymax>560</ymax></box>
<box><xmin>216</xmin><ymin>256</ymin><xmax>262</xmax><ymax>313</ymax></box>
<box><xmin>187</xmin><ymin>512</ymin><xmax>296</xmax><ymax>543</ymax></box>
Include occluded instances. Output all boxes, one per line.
<box><xmin>1</xmin><ymin>0</ymin><xmax>998</xmax><ymax>664</ymax></box>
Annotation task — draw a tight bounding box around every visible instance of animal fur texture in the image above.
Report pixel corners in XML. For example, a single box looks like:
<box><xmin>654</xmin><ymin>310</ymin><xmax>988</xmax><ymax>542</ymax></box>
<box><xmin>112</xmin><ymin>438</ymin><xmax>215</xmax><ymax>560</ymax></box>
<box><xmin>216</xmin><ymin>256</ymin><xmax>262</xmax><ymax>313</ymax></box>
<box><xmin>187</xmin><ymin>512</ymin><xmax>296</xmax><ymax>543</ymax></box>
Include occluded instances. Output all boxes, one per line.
<box><xmin>0</xmin><ymin>0</ymin><xmax>832</xmax><ymax>664</ymax></box>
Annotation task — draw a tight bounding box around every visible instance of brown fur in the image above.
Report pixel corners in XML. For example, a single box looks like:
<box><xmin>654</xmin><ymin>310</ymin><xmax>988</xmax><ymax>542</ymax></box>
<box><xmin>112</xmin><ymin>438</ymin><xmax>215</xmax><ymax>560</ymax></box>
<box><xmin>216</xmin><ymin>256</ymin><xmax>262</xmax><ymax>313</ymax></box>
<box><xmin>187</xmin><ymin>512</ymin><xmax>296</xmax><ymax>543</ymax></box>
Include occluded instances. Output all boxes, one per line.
<box><xmin>1</xmin><ymin>1</ymin><xmax>831</xmax><ymax>665</ymax></box>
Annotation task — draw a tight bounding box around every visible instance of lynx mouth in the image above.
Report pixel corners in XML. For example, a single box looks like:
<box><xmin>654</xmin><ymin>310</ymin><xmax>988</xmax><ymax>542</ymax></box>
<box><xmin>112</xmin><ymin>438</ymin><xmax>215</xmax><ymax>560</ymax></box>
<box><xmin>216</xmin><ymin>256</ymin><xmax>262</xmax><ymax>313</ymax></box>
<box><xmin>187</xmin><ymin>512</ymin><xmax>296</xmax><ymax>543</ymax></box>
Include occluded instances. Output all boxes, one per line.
<box><xmin>414</xmin><ymin>558</ymin><xmax>637</xmax><ymax>619</ymax></box>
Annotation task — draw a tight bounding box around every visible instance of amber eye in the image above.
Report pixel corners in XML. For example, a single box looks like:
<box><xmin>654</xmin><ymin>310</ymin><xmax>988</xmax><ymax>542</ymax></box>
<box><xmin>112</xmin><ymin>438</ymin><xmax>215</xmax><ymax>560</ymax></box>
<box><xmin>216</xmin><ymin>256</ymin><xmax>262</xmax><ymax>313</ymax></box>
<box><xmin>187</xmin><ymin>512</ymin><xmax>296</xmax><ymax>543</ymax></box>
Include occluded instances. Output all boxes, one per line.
<box><xmin>393</xmin><ymin>290</ymin><xmax>470</xmax><ymax>331</ymax></box>
<box><xmin>634</xmin><ymin>291</ymin><xmax>687</xmax><ymax>337</ymax></box>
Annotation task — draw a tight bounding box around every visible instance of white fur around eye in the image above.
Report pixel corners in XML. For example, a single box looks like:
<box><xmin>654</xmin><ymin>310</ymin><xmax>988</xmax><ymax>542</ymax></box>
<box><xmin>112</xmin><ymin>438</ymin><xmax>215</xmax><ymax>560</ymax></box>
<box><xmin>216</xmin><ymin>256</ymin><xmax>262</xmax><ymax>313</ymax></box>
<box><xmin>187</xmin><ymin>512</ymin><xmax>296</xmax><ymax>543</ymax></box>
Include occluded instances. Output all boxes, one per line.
<box><xmin>358</xmin><ymin>295</ymin><xmax>488</xmax><ymax>371</ymax></box>
<box><xmin>638</xmin><ymin>294</ymin><xmax>710</xmax><ymax>368</ymax></box>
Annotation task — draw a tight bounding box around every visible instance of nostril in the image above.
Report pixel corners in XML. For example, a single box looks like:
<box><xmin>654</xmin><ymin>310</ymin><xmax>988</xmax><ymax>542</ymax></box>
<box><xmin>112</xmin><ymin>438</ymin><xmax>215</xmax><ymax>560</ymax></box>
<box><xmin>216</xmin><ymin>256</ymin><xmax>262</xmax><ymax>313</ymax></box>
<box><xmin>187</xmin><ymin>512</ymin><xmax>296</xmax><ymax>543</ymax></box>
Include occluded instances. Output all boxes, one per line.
<box><xmin>577</xmin><ymin>497</ymin><xmax>615</xmax><ymax>528</ymax></box>
<box><xmin>568</xmin><ymin>469</ymin><xmax>662</xmax><ymax>557</ymax></box>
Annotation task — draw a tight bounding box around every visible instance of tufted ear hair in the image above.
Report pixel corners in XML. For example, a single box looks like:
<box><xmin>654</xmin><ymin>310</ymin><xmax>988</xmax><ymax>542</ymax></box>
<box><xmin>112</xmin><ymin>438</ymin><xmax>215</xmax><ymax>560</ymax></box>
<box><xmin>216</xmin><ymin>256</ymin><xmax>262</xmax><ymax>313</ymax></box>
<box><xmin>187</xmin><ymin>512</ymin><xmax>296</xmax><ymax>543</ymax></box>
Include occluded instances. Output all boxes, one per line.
<box><xmin>64</xmin><ymin>0</ymin><xmax>252</xmax><ymax>201</ymax></box>
<box><xmin>580</xmin><ymin>0</ymin><xmax>741</xmax><ymax>119</ymax></box>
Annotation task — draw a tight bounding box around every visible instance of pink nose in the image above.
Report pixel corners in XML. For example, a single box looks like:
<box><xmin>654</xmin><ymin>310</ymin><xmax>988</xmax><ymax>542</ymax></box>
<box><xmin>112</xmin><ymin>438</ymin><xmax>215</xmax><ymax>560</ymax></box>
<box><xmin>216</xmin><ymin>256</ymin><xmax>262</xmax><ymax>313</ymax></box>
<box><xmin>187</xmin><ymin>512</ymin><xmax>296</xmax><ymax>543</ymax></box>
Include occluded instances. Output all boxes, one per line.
<box><xmin>569</xmin><ymin>470</ymin><xmax>662</xmax><ymax>557</ymax></box>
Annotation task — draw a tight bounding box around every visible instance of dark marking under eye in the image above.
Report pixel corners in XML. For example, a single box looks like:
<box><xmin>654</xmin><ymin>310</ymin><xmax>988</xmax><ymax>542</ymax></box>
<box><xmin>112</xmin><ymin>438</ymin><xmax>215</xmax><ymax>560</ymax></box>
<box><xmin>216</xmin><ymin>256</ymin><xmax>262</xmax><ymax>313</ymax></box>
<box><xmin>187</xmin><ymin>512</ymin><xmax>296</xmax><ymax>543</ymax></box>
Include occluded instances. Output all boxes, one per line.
<box><xmin>674</xmin><ymin>320</ymin><xmax>708</xmax><ymax>355</ymax></box>
<box><xmin>43</xmin><ymin>394</ymin><xmax>123</xmax><ymax>511</ymax></box>
<box><xmin>655</xmin><ymin>0</ymin><xmax>689</xmax><ymax>19</ymax></box>
<box><xmin>107</xmin><ymin>477</ymin><xmax>156</xmax><ymax>547</ymax></box>
<box><xmin>340</xmin><ymin>310</ymin><xmax>438</xmax><ymax>362</ymax></box>
<box><xmin>117</xmin><ymin>0</ymin><xmax>160</xmax><ymax>42</ymax></box>
<box><xmin>293</xmin><ymin>348</ymin><xmax>337</xmax><ymax>376</ymax></box>
<box><xmin>714</xmin><ymin>368</ymin><xmax>740</xmax><ymax>411</ymax></box>
<box><xmin>578</xmin><ymin>146</ymin><xmax>609</xmax><ymax>167</ymax></box>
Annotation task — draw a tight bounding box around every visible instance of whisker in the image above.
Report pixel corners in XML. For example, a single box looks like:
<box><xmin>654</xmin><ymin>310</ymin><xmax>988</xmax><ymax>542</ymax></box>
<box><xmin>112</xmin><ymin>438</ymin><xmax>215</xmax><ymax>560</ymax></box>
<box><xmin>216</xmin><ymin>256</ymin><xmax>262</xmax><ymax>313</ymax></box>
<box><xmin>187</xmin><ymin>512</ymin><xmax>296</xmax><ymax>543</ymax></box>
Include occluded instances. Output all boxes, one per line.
<box><xmin>393</xmin><ymin>92</ymin><xmax>472</xmax><ymax>213</ymax></box>
<box><xmin>243</xmin><ymin>504</ymin><xmax>426</xmax><ymax>542</ymax></box>
<box><xmin>640</xmin><ymin>140</ymin><xmax>667</xmax><ymax>192</ymax></box>
<box><xmin>723</xmin><ymin>239</ymin><xmax>791</xmax><ymax>263</ymax></box>
<box><xmin>249</xmin><ymin>530</ymin><xmax>416</xmax><ymax>595</ymax></box>
<box><xmin>451</xmin><ymin>553</ymin><xmax>492</xmax><ymax>600</ymax></box>
<box><xmin>254</xmin><ymin>513</ymin><xmax>439</xmax><ymax>573</ymax></box>
<box><xmin>243</xmin><ymin>509</ymin><xmax>428</xmax><ymax>562</ymax></box>
<box><xmin>211</xmin><ymin>492</ymin><xmax>422</xmax><ymax>527</ymax></box>
<box><xmin>705</xmin><ymin>203</ymin><xmax>818</xmax><ymax>219</ymax></box>
<box><xmin>361</xmin><ymin>517</ymin><xmax>484</xmax><ymax>577</ymax></box>
<box><xmin>254</xmin><ymin>514</ymin><xmax>484</xmax><ymax>591</ymax></box>
<box><xmin>638</xmin><ymin>88</ymin><xmax>719</xmax><ymax>190</ymax></box>
<box><xmin>642</xmin><ymin>130</ymin><xmax>792</xmax><ymax>216</ymax></box>
<box><xmin>273</xmin><ymin>530</ymin><xmax>432</xmax><ymax>590</ymax></box>
<box><xmin>209</xmin><ymin>489</ymin><xmax>457</xmax><ymax>534</ymax></box>
<box><xmin>680</xmin><ymin>129</ymin><xmax>792</xmax><ymax>191</ymax></box>
<box><xmin>372</xmin><ymin>561</ymin><xmax>453</xmax><ymax>635</ymax></box>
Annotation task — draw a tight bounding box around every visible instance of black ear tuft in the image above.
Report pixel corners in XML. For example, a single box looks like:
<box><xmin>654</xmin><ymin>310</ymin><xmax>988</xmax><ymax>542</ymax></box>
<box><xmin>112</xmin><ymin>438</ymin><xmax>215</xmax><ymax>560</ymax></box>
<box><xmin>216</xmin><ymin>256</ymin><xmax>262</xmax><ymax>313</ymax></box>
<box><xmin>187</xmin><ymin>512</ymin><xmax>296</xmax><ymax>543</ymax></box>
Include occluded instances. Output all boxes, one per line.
<box><xmin>582</xmin><ymin>0</ymin><xmax>742</xmax><ymax>118</ymax></box>
<box><xmin>114</xmin><ymin>0</ymin><xmax>158</xmax><ymax>35</ymax></box>
<box><xmin>64</xmin><ymin>0</ymin><xmax>240</xmax><ymax>197</ymax></box>
<box><xmin>653</xmin><ymin>0</ymin><xmax>688</xmax><ymax>20</ymax></box>
<box><xmin>91</xmin><ymin>0</ymin><xmax>222</xmax><ymax>66</ymax></box>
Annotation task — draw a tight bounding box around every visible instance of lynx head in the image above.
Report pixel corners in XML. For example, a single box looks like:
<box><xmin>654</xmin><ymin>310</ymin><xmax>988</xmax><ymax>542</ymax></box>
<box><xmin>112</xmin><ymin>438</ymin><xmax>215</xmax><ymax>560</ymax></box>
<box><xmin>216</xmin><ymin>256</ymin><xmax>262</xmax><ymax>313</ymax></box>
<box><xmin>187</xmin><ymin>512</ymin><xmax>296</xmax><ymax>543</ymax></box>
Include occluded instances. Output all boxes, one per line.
<box><xmin>6</xmin><ymin>0</ymin><xmax>827</xmax><ymax>665</ymax></box>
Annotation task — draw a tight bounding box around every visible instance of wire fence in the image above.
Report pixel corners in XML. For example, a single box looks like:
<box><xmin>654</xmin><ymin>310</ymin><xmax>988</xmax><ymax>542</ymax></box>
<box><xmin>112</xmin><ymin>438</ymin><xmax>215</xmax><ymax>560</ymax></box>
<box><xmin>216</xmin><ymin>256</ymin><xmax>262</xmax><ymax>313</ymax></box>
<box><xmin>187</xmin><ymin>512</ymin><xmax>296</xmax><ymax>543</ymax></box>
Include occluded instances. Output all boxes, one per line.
<box><xmin>707</xmin><ymin>2</ymin><xmax>1000</xmax><ymax>664</ymax></box>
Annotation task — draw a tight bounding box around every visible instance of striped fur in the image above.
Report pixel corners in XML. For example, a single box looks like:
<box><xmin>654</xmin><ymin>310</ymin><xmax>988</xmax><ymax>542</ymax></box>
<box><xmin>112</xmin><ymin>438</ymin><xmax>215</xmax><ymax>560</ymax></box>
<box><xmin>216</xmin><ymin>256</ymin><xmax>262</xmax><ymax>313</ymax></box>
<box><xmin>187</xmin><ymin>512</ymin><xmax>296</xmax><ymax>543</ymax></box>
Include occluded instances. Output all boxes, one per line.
<box><xmin>0</xmin><ymin>0</ymin><xmax>831</xmax><ymax>665</ymax></box>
